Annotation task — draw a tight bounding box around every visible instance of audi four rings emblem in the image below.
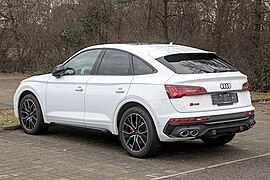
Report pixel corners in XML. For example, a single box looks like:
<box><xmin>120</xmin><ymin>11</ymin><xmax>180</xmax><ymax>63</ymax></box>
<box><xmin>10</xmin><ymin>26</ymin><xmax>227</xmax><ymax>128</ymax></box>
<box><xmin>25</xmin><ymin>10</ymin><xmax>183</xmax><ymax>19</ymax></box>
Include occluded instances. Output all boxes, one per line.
<box><xmin>220</xmin><ymin>83</ymin><xmax>232</xmax><ymax>89</ymax></box>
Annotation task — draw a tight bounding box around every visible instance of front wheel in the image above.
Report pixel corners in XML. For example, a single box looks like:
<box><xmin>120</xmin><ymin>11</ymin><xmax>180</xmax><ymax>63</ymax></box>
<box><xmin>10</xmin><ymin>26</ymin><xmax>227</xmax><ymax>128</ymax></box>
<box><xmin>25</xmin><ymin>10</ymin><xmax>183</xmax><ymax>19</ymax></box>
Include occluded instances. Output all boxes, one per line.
<box><xmin>119</xmin><ymin>106</ymin><xmax>160</xmax><ymax>158</ymax></box>
<box><xmin>201</xmin><ymin>133</ymin><xmax>235</xmax><ymax>146</ymax></box>
<box><xmin>19</xmin><ymin>94</ymin><xmax>49</xmax><ymax>134</ymax></box>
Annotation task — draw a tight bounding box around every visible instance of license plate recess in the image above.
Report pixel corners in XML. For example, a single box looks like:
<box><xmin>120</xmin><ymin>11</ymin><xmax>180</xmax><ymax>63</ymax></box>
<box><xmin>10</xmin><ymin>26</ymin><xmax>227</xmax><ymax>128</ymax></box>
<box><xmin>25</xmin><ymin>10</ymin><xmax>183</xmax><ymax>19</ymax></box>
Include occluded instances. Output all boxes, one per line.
<box><xmin>211</xmin><ymin>92</ymin><xmax>238</xmax><ymax>106</ymax></box>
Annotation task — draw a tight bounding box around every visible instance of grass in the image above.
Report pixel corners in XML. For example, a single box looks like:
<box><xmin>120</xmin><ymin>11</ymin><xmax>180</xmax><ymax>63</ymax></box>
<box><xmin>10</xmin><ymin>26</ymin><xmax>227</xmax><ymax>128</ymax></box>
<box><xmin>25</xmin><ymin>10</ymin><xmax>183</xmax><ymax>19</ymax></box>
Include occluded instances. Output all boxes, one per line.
<box><xmin>0</xmin><ymin>109</ymin><xmax>19</xmax><ymax>127</ymax></box>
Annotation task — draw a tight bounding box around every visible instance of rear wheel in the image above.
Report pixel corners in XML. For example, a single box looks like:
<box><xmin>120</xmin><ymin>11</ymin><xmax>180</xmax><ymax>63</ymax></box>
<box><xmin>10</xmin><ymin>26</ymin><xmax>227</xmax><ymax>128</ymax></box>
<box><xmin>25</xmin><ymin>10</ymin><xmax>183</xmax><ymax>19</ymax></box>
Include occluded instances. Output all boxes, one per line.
<box><xmin>19</xmin><ymin>94</ymin><xmax>49</xmax><ymax>134</ymax></box>
<box><xmin>119</xmin><ymin>106</ymin><xmax>160</xmax><ymax>158</ymax></box>
<box><xmin>201</xmin><ymin>133</ymin><xmax>235</xmax><ymax>146</ymax></box>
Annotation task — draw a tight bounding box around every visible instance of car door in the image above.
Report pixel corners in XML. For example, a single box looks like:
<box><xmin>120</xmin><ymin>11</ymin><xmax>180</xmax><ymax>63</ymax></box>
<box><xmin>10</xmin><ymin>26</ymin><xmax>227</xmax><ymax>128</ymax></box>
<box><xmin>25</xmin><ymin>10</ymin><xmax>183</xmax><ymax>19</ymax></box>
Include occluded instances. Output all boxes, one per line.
<box><xmin>46</xmin><ymin>49</ymin><xmax>102</xmax><ymax>126</ymax></box>
<box><xmin>84</xmin><ymin>49</ymin><xmax>133</xmax><ymax>130</ymax></box>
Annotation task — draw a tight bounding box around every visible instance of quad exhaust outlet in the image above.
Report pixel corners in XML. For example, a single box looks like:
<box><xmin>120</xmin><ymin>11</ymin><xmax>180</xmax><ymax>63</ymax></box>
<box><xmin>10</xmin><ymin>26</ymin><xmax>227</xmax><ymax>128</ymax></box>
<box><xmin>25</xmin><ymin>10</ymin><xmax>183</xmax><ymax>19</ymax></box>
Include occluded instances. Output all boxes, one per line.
<box><xmin>179</xmin><ymin>130</ymin><xmax>189</xmax><ymax>137</ymax></box>
<box><xmin>179</xmin><ymin>129</ymin><xmax>200</xmax><ymax>137</ymax></box>
<box><xmin>190</xmin><ymin>129</ymin><xmax>199</xmax><ymax>137</ymax></box>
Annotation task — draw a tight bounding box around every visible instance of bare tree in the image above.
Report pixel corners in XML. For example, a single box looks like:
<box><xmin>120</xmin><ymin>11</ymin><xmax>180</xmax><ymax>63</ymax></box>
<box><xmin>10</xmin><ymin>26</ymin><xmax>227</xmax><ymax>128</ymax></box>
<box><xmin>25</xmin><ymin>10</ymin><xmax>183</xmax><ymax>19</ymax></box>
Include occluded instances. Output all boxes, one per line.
<box><xmin>0</xmin><ymin>0</ymin><xmax>269</xmax><ymax>90</ymax></box>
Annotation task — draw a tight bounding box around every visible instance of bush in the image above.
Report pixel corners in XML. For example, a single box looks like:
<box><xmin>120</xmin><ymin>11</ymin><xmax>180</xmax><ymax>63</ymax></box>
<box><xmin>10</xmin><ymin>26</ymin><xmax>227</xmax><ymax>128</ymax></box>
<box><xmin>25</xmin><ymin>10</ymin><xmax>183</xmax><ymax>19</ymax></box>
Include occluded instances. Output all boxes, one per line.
<box><xmin>252</xmin><ymin>57</ymin><xmax>270</xmax><ymax>92</ymax></box>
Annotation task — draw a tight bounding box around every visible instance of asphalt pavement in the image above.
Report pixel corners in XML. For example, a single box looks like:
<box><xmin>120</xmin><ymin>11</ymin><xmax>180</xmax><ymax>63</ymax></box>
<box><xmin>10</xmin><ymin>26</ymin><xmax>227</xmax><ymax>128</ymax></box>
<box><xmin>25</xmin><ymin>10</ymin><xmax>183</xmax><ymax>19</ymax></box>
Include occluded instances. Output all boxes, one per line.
<box><xmin>0</xmin><ymin>103</ymin><xmax>269</xmax><ymax>180</ymax></box>
<box><xmin>0</xmin><ymin>75</ymin><xmax>269</xmax><ymax>179</ymax></box>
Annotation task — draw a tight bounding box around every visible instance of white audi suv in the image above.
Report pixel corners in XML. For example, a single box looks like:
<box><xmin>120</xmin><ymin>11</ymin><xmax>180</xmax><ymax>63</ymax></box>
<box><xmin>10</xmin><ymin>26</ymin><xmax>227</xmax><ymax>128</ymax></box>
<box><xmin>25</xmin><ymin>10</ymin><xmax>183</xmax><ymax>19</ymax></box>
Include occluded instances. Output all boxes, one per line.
<box><xmin>14</xmin><ymin>44</ymin><xmax>256</xmax><ymax>157</ymax></box>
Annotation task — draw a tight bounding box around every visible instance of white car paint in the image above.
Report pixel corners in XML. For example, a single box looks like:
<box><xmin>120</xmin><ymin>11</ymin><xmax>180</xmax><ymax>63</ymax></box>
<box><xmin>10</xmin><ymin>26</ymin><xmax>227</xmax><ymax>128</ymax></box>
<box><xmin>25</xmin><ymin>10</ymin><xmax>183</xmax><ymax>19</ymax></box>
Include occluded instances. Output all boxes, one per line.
<box><xmin>167</xmin><ymin>72</ymin><xmax>251</xmax><ymax>113</ymax></box>
<box><xmin>14</xmin><ymin>44</ymin><xmax>255</xmax><ymax>142</ymax></box>
<box><xmin>46</xmin><ymin>75</ymin><xmax>90</xmax><ymax>127</ymax></box>
<box><xmin>84</xmin><ymin>75</ymin><xmax>133</xmax><ymax>131</ymax></box>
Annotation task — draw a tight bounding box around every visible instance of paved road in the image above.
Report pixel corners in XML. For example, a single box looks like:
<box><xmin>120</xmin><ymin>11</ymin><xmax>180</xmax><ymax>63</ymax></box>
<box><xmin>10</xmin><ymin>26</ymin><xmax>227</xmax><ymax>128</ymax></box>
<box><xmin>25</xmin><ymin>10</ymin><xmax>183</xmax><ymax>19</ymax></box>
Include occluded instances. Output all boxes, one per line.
<box><xmin>0</xmin><ymin>103</ymin><xmax>269</xmax><ymax>180</ymax></box>
<box><xmin>0</xmin><ymin>75</ymin><xmax>26</xmax><ymax>109</ymax></box>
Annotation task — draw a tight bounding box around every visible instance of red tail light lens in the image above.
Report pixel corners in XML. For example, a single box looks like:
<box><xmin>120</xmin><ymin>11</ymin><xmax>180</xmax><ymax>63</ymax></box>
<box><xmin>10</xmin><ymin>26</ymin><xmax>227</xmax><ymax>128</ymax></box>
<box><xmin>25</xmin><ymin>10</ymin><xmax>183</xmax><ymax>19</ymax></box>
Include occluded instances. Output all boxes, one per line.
<box><xmin>165</xmin><ymin>85</ymin><xmax>207</xmax><ymax>98</ymax></box>
<box><xmin>242</xmin><ymin>82</ymin><xmax>249</xmax><ymax>91</ymax></box>
<box><xmin>169</xmin><ymin>116</ymin><xmax>210</xmax><ymax>123</ymax></box>
<box><xmin>244</xmin><ymin>110</ymin><xmax>255</xmax><ymax>115</ymax></box>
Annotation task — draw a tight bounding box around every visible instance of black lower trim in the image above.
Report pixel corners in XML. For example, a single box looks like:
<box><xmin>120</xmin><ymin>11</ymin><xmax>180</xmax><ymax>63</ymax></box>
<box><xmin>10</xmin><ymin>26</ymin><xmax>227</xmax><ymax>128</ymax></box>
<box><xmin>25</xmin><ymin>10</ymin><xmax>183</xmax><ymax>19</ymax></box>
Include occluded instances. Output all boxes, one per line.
<box><xmin>163</xmin><ymin>112</ymin><xmax>255</xmax><ymax>138</ymax></box>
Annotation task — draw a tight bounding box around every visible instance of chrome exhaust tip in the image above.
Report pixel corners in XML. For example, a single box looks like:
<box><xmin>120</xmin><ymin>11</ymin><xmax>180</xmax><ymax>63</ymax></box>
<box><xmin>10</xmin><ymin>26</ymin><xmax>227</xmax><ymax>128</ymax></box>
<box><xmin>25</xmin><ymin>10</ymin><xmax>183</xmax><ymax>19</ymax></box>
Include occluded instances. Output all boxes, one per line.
<box><xmin>190</xmin><ymin>129</ymin><xmax>199</xmax><ymax>137</ymax></box>
<box><xmin>179</xmin><ymin>130</ymin><xmax>189</xmax><ymax>137</ymax></box>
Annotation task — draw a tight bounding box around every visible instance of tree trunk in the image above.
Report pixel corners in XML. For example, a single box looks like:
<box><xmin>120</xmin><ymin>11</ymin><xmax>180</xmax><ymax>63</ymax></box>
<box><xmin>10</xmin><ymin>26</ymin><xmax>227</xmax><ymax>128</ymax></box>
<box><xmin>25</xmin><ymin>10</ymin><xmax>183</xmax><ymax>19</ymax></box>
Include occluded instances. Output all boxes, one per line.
<box><xmin>253</xmin><ymin>0</ymin><xmax>263</xmax><ymax>48</ymax></box>
<box><xmin>163</xmin><ymin>0</ymin><xmax>169</xmax><ymax>43</ymax></box>
<box><xmin>146</xmin><ymin>0</ymin><xmax>153</xmax><ymax>41</ymax></box>
<box><xmin>214</xmin><ymin>0</ymin><xmax>227</xmax><ymax>54</ymax></box>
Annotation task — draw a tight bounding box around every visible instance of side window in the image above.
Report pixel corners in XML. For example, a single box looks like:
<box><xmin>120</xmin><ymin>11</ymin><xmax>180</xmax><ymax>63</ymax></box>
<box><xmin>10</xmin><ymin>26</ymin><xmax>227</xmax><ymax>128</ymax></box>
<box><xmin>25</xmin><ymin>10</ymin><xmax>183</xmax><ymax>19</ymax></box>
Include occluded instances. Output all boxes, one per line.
<box><xmin>64</xmin><ymin>49</ymin><xmax>102</xmax><ymax>75</ymax></box>
<box><xmin>98</xmin><ymin>49</ymin><xmax>132</xmax><ymax>76</ymax></box>
<box><xmin>132</xmin><ymin>56</ymin><xmax>155</xmax><ymax>75</ymax></box>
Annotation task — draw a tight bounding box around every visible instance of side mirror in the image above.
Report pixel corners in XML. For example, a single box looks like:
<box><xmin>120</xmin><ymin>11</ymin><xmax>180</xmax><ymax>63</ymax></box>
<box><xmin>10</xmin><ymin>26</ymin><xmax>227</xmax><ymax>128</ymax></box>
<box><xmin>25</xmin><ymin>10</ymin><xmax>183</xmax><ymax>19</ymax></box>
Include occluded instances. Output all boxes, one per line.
<box><xmin>52</xmin><ymin>64</ymin><xmax>65</xmax><ymax>78</ymax></box>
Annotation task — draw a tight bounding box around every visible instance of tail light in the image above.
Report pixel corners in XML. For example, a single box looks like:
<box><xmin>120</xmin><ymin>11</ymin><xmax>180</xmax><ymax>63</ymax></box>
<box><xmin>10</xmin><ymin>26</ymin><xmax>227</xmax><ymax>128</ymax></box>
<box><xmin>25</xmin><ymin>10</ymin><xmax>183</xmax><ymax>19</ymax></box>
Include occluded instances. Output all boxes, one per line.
<box><xmin>244</xmin><ymin>110</ymin><xmax>255</xmax><ymax>115</ymax></box>
<box><xmin>169</xmin><ymin>116</ymin><xmax>210</xmax><ymax>123</ymax></box>
<box><xmin>165</xmin><ymin>85</ymin><xmax>207</xmax><ymax>99</ymax></box>
<box><xmin>242</xmin><ymin>82</ymin><xmax>249</xmax><ymax>91</ymax></box>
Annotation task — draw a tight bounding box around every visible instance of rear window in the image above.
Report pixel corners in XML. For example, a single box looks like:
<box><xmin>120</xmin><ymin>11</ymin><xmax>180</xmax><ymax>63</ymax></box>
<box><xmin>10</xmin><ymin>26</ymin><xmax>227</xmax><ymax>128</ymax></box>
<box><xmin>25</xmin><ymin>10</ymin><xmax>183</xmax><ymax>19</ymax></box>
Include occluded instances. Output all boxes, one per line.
<box><xmin>156</xmin><ymin>53</ymin><xmax>237</xmax><ymax>74</ymax></box>
<box><xmin>97</xmin><ymin>49</ymin><xmax>132</xmax><ymax>76</ymax></box>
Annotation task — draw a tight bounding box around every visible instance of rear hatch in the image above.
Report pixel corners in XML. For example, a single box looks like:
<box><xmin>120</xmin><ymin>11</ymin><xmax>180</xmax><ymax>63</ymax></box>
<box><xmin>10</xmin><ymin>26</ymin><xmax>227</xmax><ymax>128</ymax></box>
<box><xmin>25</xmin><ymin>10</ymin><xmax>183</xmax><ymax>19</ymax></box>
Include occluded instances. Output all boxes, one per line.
<box><xmin>158</xmin><ymin>53</ymin><xmax>251</xmax><ymax>113</ymax></box>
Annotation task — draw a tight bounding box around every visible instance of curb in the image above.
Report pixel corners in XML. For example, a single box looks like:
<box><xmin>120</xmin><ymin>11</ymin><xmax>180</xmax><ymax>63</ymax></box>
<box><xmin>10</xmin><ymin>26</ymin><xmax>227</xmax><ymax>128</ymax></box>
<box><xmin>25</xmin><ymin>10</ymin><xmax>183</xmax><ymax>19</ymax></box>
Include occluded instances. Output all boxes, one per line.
<box><xmin>0</xmin><ymin>125</ymin><xmax>21</xmax><ymax>132</ymax></box>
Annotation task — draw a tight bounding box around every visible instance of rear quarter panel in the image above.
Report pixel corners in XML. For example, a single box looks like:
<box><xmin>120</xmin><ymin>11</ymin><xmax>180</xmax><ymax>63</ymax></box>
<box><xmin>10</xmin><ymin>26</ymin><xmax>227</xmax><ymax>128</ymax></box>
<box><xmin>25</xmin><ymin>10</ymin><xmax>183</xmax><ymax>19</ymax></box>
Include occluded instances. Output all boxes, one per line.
<box><xmin>115</xmin><ymin>72</ymin><xmax>175</xmax><ymax>138</ymax></box>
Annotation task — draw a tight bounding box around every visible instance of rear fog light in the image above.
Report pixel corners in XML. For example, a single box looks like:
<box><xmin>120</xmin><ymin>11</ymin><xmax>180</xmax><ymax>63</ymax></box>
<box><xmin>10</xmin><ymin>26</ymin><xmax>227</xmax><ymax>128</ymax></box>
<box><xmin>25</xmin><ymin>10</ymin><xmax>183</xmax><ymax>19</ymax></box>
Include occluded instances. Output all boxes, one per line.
<box><xmin>169</xmin><ymin>116</ymin><xmax>210</xmax><ymax>123</ymax></box>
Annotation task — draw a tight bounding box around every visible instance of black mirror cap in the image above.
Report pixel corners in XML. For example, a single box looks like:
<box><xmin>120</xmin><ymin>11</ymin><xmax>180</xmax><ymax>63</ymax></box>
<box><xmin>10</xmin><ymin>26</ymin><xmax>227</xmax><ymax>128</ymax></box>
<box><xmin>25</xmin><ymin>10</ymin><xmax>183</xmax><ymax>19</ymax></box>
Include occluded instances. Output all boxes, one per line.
<box><xmin>52</xmin><ymin>64</ymin><xmax>65</xmax><ymax>78</ymax></box>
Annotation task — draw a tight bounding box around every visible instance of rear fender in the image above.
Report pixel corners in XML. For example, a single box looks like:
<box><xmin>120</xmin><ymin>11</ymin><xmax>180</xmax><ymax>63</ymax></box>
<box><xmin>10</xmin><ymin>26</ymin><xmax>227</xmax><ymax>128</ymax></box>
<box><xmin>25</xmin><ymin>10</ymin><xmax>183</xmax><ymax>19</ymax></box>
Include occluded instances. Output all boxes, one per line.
<box><xmin>113</xmin><ymin>97</ymin><xmax>160</xmax><ymax>138</ymax></box>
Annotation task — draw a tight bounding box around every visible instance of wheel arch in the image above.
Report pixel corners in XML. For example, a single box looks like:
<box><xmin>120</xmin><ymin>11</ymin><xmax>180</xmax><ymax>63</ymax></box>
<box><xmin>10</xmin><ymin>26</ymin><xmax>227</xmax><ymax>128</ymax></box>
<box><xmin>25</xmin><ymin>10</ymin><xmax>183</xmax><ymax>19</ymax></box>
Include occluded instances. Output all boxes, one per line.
<box><xmin>116</xmin><ymin>102</ymin><xmax>143</xmax><ymax>129</ymax></box>
<box><xmin>15</xmin><ymin>87</ymin><xmax>47</xmax><ymax>123</ymax></box>
<box><xmin>18</xmin><ymin>90</ymin><xmax>35</xmax><ymax>108</ymax></box>
<box><xmin>113</xmin><ymin>98</ymin><xmax>160</xmax><ymax>139</ymax></box>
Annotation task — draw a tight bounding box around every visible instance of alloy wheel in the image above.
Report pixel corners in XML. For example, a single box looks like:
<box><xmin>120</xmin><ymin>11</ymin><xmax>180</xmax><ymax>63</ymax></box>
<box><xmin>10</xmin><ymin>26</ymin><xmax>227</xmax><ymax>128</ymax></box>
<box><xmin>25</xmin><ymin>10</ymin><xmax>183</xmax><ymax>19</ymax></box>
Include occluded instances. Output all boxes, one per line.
<box><xmin>20</xmin><ymin>99</ymin><xmax>38</xmax><ymax>131</ymax></box>
<box><xmin>122</xmin><ymin>113</ymin><xmax>149</xmax><ymax>152</ymax></box>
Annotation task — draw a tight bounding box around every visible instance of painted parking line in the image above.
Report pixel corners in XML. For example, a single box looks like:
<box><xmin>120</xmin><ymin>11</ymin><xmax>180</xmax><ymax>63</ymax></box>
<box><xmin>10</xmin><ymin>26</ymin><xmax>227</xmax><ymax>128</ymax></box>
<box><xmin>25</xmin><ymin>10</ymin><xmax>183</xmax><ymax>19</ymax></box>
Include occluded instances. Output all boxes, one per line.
<box><xmin>151</xmin><ymin>152</ymin><xmax>270</xmax><ymax>180</ymax></box>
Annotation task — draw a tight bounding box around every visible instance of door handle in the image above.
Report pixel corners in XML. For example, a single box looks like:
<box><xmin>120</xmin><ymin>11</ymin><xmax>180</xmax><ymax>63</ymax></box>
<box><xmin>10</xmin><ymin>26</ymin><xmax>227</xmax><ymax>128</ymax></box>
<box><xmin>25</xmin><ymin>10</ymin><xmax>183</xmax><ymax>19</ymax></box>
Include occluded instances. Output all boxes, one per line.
<box><xmin>115</xmin><ymin>88</ymin><xmax>125</xmax><ymax>93</ymax></box>
<box><xmin>75</xmin><ymin>86</ymin><xmax>84</xmax><ymax>92</ymax></box>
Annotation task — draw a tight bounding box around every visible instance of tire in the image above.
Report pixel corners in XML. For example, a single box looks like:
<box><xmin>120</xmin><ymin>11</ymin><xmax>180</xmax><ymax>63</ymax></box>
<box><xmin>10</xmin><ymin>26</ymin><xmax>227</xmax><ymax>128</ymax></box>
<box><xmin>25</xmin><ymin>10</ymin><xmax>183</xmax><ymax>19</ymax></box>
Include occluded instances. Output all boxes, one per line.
<box><xmin>19</xmin><ymin>94</ymin><xmax>49</xmax><ymax>134</ymax></box>
<box><xmin>119</xmin><ymin>106</ymin><xmax>160</xmax><ymax>158</ymax></box>
<box><xmin>201</xmin><ymin>133</ymin><xmax>235</xmax><ymax>146</ymax></box>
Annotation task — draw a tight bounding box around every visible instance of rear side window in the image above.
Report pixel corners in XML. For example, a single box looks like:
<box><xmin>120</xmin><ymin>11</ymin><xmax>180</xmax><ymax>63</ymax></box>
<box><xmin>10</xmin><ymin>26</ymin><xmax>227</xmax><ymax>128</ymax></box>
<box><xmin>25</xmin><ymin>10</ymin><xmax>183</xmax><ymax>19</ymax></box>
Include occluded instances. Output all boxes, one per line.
<box><xmin>98</xmin><ymin>49</ymin><xmax>132</xmax><ymax>75</ymax></box>
<box><xmin>156</xmin><ymin>53</ymin><xmax>237</xmax><ymax>74</ymax></box>
<box><xmin>132</xmin><ymin>56</ymin><xmax>155</xmax><ymax>75</ymax></box>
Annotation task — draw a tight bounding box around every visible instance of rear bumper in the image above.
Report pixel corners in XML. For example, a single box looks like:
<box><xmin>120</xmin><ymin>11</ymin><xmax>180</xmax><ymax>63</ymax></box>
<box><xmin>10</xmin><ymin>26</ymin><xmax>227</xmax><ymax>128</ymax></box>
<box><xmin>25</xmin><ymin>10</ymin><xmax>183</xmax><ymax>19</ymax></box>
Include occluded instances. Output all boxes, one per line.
<box><xmin>163</xmin><ymin>112</ymin><xmax>255</xmax><ymax>139</ymax></box>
